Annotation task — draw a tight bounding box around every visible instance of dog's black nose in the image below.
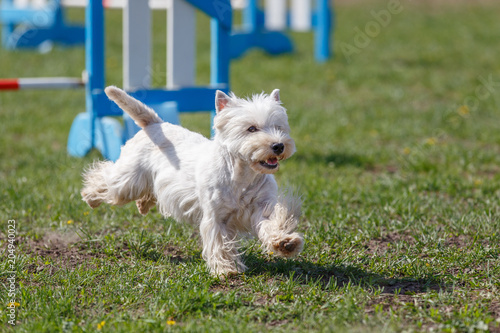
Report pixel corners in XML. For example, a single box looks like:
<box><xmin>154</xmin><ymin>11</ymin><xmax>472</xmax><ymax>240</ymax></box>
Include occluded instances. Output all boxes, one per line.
<box><xmin>271</xmin><ymin>143</ymin><xmax>285</xmax><ymax>155</ymax></box>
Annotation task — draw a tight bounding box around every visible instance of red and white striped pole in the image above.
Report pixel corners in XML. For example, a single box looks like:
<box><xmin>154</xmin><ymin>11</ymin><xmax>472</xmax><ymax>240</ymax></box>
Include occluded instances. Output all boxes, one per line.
<box><xmin>0</xmin><ymin>77</ymin><xmax>85</xmax><ymax>90</ymax></box>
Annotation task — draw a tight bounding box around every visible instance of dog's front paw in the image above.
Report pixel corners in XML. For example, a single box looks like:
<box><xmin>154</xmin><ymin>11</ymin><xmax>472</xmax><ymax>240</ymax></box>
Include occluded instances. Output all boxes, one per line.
<box><xmin>272</xmin><ymin>233</ymin><xmax>304</xmax><ymax>258</ymax></box>
<box><xmin>212</xmin><ymin>266</ymin><xmax>246</xmax><ymax>279</ymax></box>
<box><xmin>209</xmin><ymin>258</ymin><xmax>247</xmax><ymax>277</ymax></box>
<box><xmin>214</xmin><ymin>270</ymin><xmax>240</xmax><ymax>280</ymax></box>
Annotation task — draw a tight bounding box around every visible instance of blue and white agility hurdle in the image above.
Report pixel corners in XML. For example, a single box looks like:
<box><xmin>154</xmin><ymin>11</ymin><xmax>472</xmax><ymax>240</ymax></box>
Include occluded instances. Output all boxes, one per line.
<box><xmin>67</xmin><ymin>0</ymin><xmax>232</xmax><ymax>161</ymax></box>
<box><xmin>0</xmin><ymin>0</ymin><xmax>85</xmax><ymax>49</ymax></box>
<box><xmin>0</xmin><ymin>0</ymin><xmax>232</xmax><ymax>161</ymax></box>
<box><xmin>0</xmin><ymin>0</ymin><xmax>169</xmax><ymax>50</ymax></box>
<box><xmin>2</xmin><ymin>0</ymin><xmax>333</xmax><ymax>63</ymax></box>
<box><xmin>231</xmin><ymin>0</ymin><xmax>334</xmax><ymax>62</ymax></box>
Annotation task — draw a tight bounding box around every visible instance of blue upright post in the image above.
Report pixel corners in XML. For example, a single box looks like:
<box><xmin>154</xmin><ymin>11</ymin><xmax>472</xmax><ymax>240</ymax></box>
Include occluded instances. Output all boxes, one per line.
<box><xmin>243</xmin><ymin>0</ymin><xmax>258</xmax><ymax>32</ymax></box>
<box><xmin>315</xmin><ymin>0</ymin><xmax>333</xmax><ymax>62</ymax></box>
<box><xmin>210</xmin><ymin>16</ymin><xmax>231</xmax><ymax>136</ymax></box>
<box><xmin>210</xmin><ymin>21</ymin><xmax>230</xmax><ymax>87</ymax></box>
<box><xmin>68</xmin><ymin>0</ymin><xmax>112</xmax><ymax>159</ymax></box>
<box><xmin>68</xmin><ymin>0</ymin><xmax>123</xmax><ymax>160</ymax></box>
<box><xmin>86</xmin><ymin>0</ymin><xmax>105</xmax><ymax>148</ymax></box>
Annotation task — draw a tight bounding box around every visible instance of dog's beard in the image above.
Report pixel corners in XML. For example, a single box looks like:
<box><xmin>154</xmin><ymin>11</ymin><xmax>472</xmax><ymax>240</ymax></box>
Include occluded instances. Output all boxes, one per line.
<box><xmin>246</xmin><ymin>140</ymin><xmax>296</xmax><ymax>175</ymax></box>
<box><xmin>251</xmin><ymin>158</ymin><xmax>281</xmax><ymax>174</ymax></box>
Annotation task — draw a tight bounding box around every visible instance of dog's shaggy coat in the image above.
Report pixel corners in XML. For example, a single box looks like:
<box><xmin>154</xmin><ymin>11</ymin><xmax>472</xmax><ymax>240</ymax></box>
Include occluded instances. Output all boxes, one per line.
<box><xmin>81</xmin><ymin>86</ymin><xmax>303</xmax><ymax>275</ymax></box>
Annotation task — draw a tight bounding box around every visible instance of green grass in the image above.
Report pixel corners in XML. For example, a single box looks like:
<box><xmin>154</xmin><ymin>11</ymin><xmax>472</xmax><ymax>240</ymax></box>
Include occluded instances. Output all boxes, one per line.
<box><xmin>1</xmin><ymin>1</ymin><xmax>500</xmax><ymax>332</ymax></box>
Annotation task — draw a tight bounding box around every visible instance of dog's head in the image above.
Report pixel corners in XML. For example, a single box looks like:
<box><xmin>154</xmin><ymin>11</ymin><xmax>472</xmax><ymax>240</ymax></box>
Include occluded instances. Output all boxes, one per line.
<box><xmin>213</xmin><ymin>90</ymin><xmax>296</xmax><ymax>174</ymax></box>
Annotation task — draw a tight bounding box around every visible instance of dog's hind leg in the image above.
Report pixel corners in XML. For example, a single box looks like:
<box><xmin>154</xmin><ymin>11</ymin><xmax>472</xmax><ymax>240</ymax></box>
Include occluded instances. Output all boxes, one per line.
<box><xmin>82</xmin><ymin>159</ymin><xmax>153</xmax><ymax>209</ymax></box>
<box><xmin>136</xmin><ymin>193</ymin><xmax>156</xmax><ymax>215</ymax></box>
<box><xmin>81</xmin><ymin>161</ymin><xmax>113</xmax><ymax>208</ymax></box>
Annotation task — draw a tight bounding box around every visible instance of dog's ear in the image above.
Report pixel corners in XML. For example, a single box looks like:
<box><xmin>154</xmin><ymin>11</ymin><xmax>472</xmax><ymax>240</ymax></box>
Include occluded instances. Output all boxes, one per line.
<box><xmin>270</xmin><ymin>89</ymin><xmax>281</xmax><ymax>103</ymax></box>
<box><xmin>215</xmin><ymin>90</ymin><xmax>231</xmax><ymax>114</ymax></box>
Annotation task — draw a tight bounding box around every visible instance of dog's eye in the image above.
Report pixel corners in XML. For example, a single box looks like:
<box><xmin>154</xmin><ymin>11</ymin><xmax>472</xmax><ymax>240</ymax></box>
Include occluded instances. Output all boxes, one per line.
<box><xmin>247</xmin><ymin>126</ymin><xmax>258</xmax><ymax>133</ymax></box>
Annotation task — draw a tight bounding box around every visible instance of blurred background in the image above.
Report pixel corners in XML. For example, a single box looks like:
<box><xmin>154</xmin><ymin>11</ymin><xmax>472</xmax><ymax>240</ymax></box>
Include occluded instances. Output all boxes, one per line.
<box><xmin>0</xmin><ymin>0</ymin><xmax>499</xmax><ymax>331</ymax></box>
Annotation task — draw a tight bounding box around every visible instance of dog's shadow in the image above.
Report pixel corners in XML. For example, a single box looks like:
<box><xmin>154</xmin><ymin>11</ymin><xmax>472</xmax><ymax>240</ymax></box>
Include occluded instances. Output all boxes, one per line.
<box><xmin>241</xmin><ymin>253</ymin><xmax>450</xmax><ymax>294</ymax></box>
<box><xmin>155</xmin><ymin>248</ymin><xmax>449</xmax><ymax>294</ymax></box>
<box><xmin>144</xmin><ymin>125</ymin><xmax>181</xmax><ymax>170</ymax></box>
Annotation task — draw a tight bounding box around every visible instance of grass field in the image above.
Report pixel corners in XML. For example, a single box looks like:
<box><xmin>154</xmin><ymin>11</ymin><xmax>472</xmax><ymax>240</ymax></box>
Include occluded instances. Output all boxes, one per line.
<box><xmin>1</xmin><ymin>1</ymin><xmax>500</xmax><ymax>332</ymax></box>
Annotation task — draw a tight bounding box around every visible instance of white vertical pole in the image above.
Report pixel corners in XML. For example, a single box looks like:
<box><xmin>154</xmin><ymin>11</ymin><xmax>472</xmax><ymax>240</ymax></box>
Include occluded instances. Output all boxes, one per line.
<box><xmin>231</xmin><ymin>0</ymin><xmax>247</xmax><ymax>10</ymax></box>
<box><xmin>15</xmin><ymin>0</ymin><xmax>30</xmax><ymax>8</ymax></box>
<box><xmin>167</xmin><ymin>0</ymin><xmax>195</xmax><ymax>88</ymax></box>
<box><xmin>123</xmin><ymin>0</ymin><xmax>151</xmax><ymax>90</ymax></box>
<box><xmin>264</xmin><ymin>0</ymin><xmax>287</xmax><ymax>31</ymax></box>
<box><xmin>32</xmin><ymin>0</ymin><xmax>48</xmax><ymax>8</ymax></box>
<box><xmin>290</xmin><ymin>0</ymin><xmax>311</xmax><ymax>31</ymax></box>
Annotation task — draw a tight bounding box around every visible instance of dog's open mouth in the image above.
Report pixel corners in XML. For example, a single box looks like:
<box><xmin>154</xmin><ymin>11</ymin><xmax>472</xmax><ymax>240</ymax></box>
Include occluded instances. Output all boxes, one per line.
<box><xmin>260</xmin><ymin>158</ymin><xmax>279</xmax><ymax>169</ymax></box>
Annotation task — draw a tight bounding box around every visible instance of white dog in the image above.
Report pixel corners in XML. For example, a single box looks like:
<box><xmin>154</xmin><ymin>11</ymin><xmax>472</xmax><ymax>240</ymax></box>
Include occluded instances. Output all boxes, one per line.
<box><xmin>81</xmin><ymin>86</ymin><xmax>303</xmax><ymax>275</ymax></box>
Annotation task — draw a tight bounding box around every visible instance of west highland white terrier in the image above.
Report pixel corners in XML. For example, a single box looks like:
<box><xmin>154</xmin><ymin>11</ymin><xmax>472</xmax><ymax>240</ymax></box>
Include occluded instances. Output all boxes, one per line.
<box><xmin>81</xmin><ymin>86</ymin><xmax>303</xmax><ymax>275</ymax></box>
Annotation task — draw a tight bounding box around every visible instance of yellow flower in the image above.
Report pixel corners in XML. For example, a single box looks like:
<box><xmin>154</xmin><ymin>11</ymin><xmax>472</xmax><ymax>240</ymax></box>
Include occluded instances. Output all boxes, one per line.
<box><xmin>7</xmin><ymin>302</ymin><xmax>20</xmax><ymax>307</ymax></box>
<box><xmin>457</xmin><ymin>105</ymin><xmax>470</xmax><ymax>116</ymax></box>
<box><xmin>167</xmin><ymin>320</ymin><xmax>176</xmax><ymax>326</ymax></box>
<box><xmin>67</xmin><ymin>220</ymin><xmax>74</xmax><ymax>224</ymax></box>
<box><xmin>403</xmin><ymin>147</ymin><xmax>411</xmax><ymax>155</ymax></box>
<box><xmin>84</xmin><ymin>211</ymin><xmax>90</xmax><ymax>216</ymax></box>
<box><xmin>474</xmin><ymin>179</ymin><xmax>483</xmax><ymax>186</ymax></box>
<box><xmin>97</xmin><ymin>321</ymin><xmax>106</xmax><ymax>330</ymax></box>
<box><xmin>269</xmin><ymin>252</ymin><xmax>274</xmax><ymax>255</ymax></box>
<box><xmin>425</xmin><ymin>137</ymin><xmax>437</xmax><ymax>146</ymax></box>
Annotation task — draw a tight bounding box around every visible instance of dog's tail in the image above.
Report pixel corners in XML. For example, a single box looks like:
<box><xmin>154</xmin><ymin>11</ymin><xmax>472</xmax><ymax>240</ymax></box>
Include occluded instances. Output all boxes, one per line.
<box><xmin>105</xmin><ymin>86</ymin><xmax>163</xmax><ymax>128</ymax></box>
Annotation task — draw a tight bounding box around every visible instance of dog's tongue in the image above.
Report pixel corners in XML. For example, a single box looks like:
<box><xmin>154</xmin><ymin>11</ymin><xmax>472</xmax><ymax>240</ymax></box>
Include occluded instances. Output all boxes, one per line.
<box><xmin>267</xmin><ymin>158</ymin><xmax>278</xmax><ymax>165</ymax></box>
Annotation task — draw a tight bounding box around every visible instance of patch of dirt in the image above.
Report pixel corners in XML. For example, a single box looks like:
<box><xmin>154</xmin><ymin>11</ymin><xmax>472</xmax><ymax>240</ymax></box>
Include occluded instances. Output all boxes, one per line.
<box><xmin>363</xmin><ymin>231</ymin><xmax>416</xmax><ymax>255</ymax></box>
<box><xmin>20</xmin><ymin>232</ymin><xmax>111</xmax><ymax>274</ymax></box>
<box><xmin>11</xmin><ymin>232</ymin><xmax>191</xmax><ymax>275</ymax></box>
<box><xmin>210</xmin><ymin>275</ymin><xmax>248</xmax><ymax>293</ymax></box>
<box><xmin>444</xmin><ymin>234</ymin><xmax>471</xmax><ymax>248</ymax></box>
<box><xmin>163</xmin><ymin>245</ymin><xmax>189</xmax><ymax>263</ymax></box>
<box><xmin>365</xmin><ymin>293</ymin><xmax>415</xmax><ymax>314</ymax></box>
<box><xmin>442</xmin><ymin>233</ymin><xmax>495</xmax><ymax>249</ymax></box>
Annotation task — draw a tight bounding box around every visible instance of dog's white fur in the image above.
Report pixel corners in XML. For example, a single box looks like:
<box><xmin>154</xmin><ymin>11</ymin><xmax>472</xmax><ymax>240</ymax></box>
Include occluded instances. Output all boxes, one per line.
<box><xmin>81</xmin><ymin>86</ymin><xmax>303</xmax><ymax>275</ymax></box>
